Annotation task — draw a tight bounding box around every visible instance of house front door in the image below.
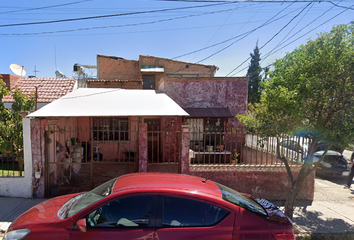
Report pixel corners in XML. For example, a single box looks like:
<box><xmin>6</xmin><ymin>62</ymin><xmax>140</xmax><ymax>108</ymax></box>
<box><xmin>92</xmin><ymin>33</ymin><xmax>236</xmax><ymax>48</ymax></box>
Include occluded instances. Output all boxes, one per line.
<box><xmin>144</xmin><ymin>118</ymin><xmax>162</xmax><ymax>164</ymax></box>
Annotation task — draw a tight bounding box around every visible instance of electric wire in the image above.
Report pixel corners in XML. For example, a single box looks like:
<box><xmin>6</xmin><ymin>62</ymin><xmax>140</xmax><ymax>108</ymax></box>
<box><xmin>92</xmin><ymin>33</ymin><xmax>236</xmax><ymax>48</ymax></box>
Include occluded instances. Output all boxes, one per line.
<box><xmin>0</xmin><ymin>7</ymin><xmax>239</xmax><ymax>36</ymax></box>
<box><xmin>0</xmin><ymin>0</ymin><xmax>93</xmax><ymax>15</ymax></box>
<box><xmin>173</xmin><ymin>3</ymin><xmax>302</xmax><ymax>60</ymax></box>
<box><xmin>0</xmin><ymin>2</ymin><xmax>235</xmax><ymax>28</ymax></box>
<box><xmin>226</xmin><ymin>2</ymin><xmax>312</xmax><ymax>76</ymax></box>
<box><xmin>199</xmin><ymin>2</ymin><xmax>265</xmax><ymax>63</ymax></box>
<box><xmin>261</xmin><ymin>2</ymin><xmax>315</xmax><ymax>62</ymax></box>
<box><xmin>188</xmin><ymin>3</ymin><xmax>258</xmax><ymax>62</ymax></box>
<box><xmin>230</xmin><ymin>3</ymin><xmax>354</xmax><ymax>76</ymax></box>
<box><xmin>198</xmin><ymin>2</ymin><xmax>304</xmax><ymax>66</ymax></box>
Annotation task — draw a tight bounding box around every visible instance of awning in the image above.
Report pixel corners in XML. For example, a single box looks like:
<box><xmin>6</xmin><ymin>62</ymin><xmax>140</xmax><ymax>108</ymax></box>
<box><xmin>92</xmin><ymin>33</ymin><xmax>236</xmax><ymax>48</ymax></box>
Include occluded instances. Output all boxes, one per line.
<box><xmin>27</xmin><ymin>88</ymin><xmax>189</xmax><ymax>118</ymax></box>
<box><xmin>183</xmin><ymin>107</ymin><xmax>233</xmax><ymax>118</ymax></box>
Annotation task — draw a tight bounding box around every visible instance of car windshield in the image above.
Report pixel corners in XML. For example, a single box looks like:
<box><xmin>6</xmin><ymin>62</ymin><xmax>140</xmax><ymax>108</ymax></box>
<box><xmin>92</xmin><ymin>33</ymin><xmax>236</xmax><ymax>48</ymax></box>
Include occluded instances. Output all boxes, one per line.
<box><xmin>216</xmin><ymin>183</ymin><xmax>267</xmax><ymax>217</ymax></box>
<box><xmin>58</xmin><ymin>177</ymin><xmax>118</xmax><ymax>219</ymax></box>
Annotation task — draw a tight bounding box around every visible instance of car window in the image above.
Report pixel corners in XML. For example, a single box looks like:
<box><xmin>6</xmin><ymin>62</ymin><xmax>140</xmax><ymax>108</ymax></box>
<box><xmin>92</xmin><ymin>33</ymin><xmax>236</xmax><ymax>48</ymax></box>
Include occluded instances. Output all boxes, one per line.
<box><xmin>63</xmin><ymin>178</ymin><xmax>118</xmax><ymax>219</ymax></box>
<box><xmin>87</xmin><ymin>195</ymin><xmax>153</xmax><ymax>228</ymax></box>
<box><xmin>216</xmin><ymin>183</ymin><xmax>267</xmax><ymax>217</ymax></box>
<box><xmin>162</xmin><ymin>196</ymin><xmax>228</xmax><ymax>227</ymax></box>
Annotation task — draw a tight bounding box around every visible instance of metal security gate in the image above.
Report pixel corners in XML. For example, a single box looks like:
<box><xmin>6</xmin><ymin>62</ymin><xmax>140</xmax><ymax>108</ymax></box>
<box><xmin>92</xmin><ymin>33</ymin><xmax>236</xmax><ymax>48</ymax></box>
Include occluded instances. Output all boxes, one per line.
<box><xmin>145</xmin><ymin>118</ymin><xmax>181</xmax><ymax>173</ymax></box>
<box><xmin>44</xmin><ymin>118</ymin><xmax>139</xmax><ymax>197</ymax></box>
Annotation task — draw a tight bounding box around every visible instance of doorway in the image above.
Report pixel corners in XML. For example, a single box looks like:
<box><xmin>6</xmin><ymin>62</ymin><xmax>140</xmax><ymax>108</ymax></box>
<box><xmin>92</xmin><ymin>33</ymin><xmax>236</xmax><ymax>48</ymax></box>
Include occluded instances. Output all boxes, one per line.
<box><xmin>144</xmin><ymin>118</ymin><xmax>162</xmax><ymax>163</ymax></box>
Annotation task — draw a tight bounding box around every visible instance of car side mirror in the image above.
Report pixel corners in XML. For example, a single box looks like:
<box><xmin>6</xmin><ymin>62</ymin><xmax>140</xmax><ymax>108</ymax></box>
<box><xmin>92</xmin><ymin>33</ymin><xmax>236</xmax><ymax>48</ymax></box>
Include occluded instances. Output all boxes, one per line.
<box><xmin>76</xmin><ymin>218</ymin><xmax>87</xmax><ymax>233</ymax></box>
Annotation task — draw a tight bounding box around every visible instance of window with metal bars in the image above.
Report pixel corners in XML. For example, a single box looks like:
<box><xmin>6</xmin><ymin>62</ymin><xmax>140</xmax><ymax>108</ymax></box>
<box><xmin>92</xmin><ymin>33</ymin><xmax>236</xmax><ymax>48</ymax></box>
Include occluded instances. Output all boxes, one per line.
<box><xmin>93</xmin><ymin>118</ymin><xmax>129</xmax><ymax>141</ymax></box>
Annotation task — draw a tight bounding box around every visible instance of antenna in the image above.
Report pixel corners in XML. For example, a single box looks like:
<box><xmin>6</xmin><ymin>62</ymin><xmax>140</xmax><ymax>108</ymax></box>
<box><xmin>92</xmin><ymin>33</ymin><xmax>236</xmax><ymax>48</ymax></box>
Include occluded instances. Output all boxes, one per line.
<box><xmin>9</xmin><ymin>63</ymin><xmax>26</xmax><ymax>77</ymax></box>
<box><xmin>202</xmin><ymin>173</ymin><xmax>215</xmax><ymax>183</ymax></box>
<box><xmin>34</xmin><ymin>65</ymin><xmax>40</xmax><ymax>77</ymax></box>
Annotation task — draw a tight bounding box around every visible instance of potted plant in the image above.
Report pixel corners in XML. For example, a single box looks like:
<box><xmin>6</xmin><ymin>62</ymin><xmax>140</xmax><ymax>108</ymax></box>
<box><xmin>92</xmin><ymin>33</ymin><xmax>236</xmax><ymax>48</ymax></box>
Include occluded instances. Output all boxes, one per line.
<box><xmin>215</xmin><ymin>145</ymin><xmax>220</xmax><ymax>152</ymax></box>
<box><xmin>217</xmin><ymin>136</ymin><xmax>225</xmax><ymax>152</ymax></box>
<box><xmin>207</xmin><ymin>145</ymin><xmax>214</xmax><ymax>152</ymax></box>
<box><xmin>231</xmin><ymin>149</ymin><xmax>239</xmax><ymax>164</ymax></box>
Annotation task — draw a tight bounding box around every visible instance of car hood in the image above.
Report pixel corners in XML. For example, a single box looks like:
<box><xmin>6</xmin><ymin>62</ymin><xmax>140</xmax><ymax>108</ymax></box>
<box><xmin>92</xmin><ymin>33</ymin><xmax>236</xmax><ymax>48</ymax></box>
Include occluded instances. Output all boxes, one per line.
<box><xmin>256</xmin><ymin>198</ymin><xmax>292</xmax><ymax>226</ymax></box>
<box><xmin>9</xmin><ymin>193</ymin><xmax>79</xmax><ymax>231</ymax></box>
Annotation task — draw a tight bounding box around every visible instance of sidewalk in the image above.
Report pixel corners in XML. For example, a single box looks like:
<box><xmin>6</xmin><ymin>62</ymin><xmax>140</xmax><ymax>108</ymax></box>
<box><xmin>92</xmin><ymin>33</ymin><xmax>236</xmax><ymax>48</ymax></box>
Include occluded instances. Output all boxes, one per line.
<box><xmin>0</xmin><ymin>197</ymin><xmax>46</xmax><ymax>239</ymax></box>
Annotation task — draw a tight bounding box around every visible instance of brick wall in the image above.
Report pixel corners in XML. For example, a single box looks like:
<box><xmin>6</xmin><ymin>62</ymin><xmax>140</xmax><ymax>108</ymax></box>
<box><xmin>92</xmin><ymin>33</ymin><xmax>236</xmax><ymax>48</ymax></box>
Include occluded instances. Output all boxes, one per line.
<box><xmin>97</xmin><ymin>55</ymin><xmax>140</xmax><ymax>80</ymax></box>
<box><xmin>1</xmin><ymin>74</ymin><xmax>19</xmax><ymax>90</ymax></box>
<box><xmin>189</xmin><ymin>167</ymin><xmax>315</xmax><ymax>201</ymax></box>
<box><xmin>139</xmin><ymin>55</ymin><xmax>217</xmax><ymax>77</ymax></box>
<box><xmin>97</xmin><ymin>54</ymin><xmax>220</xmax><ymax>90</ymax></box>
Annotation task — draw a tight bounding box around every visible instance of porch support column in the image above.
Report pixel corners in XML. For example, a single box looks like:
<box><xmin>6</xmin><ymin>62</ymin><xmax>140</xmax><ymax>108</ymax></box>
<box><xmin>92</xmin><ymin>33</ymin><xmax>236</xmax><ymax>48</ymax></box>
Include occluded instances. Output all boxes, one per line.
<box><xmin>180</xmin><ymin>125</ymin><xmax>190</xmax><ymax>175</ymax></box>
<box><xmin>31</xmin><ymin>118</ymin><xmax>46</xmax><ymax>198</ymax></box>
<box><xmin>138</xmin><ymin>123</ymin><xmax>148</xmax><ymax>172</ymax></box>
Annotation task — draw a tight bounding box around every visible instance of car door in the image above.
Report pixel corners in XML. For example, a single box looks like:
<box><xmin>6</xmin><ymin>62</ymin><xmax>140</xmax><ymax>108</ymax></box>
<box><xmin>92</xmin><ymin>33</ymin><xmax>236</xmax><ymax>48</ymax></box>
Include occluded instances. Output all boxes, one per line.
<box><xmin>70</xmin><ymin>195</ymin><xmax>158</xmax><ymax>240</ymax></box>
<box><xmin>154</xmin><ymin>195</ymin><xmax>235</xmax><ymax>240</ymax></box>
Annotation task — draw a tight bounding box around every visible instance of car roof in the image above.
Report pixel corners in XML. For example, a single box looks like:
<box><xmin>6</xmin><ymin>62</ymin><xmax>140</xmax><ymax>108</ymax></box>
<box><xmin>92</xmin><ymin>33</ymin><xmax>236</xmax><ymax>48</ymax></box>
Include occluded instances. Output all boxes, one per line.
<box><xmin>112</xmin><ymin>172</ymin><xmax>222</xmax><ymax>198</ymax></box>
<box><xmin>314</xmin><ymin>150</ymin><xmax>341</xmax><ymax>156</ymax></box>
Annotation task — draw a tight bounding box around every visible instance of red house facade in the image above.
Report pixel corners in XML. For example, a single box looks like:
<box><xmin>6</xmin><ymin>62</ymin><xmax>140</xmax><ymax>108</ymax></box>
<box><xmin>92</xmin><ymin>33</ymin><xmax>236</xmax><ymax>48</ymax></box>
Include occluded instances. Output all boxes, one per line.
<box><xmin>25</xmin><ymin>54</ymin><xmax>314</xmax><ymax>202</ymax></box>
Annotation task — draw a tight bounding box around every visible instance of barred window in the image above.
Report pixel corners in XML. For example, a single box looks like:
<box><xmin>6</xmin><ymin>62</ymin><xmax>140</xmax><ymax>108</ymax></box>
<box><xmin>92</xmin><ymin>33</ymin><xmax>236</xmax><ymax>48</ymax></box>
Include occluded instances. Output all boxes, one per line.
<box><xmin>93</xmin><ymin>118</ymin><xmax>129</xmax><ymax>141</ymax></box>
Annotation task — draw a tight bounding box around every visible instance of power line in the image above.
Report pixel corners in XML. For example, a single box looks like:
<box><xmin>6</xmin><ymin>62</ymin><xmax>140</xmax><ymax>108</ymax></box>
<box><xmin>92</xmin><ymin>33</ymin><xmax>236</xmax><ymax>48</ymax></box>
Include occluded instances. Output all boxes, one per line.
<box><xmin>259</xmin><ymin>4</ymin><xmax>354</xmax><ymax>67</ymax></box>
<box><xmin>328</xmin><ymin>1</ymin><xmax>354</xmax><ymax>10</ymax></box>
<box><xmin>173</xmin><ymin>3</ymin><xmax>302</xmax><ymax>60</ymax></box>
<box><xmin>189</xmin><ymin>2</ymin><xmax>260</xmax><ymax>62</ymax></box>
<box><xmin>226</xmin><ymin>2</ymin><xmax>312</xmax><ymax>76</ymax></box>
<box><xmin>196</xmin><ymin>2</ymin><xmax>300</xmax><ymax>67</ymax></box>
<box><xmin>261</xmin><ymin>2</ymin><xmax>315</xmax><ymax>61</ymax></box>
<box><xmin>261</xmin><ymin>1</ymin><xmax>334</xmax><ymax>62</ymax></box>
<box><xmin>0</xmin><ymin>0</ymin><xmax>93</xmax><ymax>15</ymax></box>
<box><xmin>0</xmin><ymin>7</ymin><xmax>238</xmax><ymax>36</ymax></box>
<box><xmin>0</xmin><ymin>2</ymin><xmax>234</xmax><ymax>28</ymax></box>
<box><xmin>230</xmin><ymin>3</ymin><xmax>353</xmax><ymax>76</ymax></box>
<box><xmin>157</xmin><ymin>0</ymin><xmax>354</xmax><ymax>10</ymax></box>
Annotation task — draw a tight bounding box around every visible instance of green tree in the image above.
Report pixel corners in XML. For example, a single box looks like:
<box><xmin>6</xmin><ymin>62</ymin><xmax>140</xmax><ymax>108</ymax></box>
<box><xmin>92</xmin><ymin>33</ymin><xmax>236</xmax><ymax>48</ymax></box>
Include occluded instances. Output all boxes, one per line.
<box><xmin>0</xmin><ymin>77</ymin><xmax>35</xmax><ymax>176</ymax></box>
<box><xmin>246</xmin><ymin>43</ymin><xmax>263</xmax><ymax>104</ymax></box>
<box><xmin>238</xmin><ymin>24</ymin><xmax>354</xmax><ymax>219</ymax></box>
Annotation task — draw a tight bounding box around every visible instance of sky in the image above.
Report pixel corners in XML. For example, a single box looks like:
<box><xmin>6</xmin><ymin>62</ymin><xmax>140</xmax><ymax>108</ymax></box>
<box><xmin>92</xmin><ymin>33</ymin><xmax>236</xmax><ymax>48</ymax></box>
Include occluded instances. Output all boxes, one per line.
<box><xmin>0</xmin><ymin>0</ymin><xmax>353</xmax><ymax>79</ymax></box>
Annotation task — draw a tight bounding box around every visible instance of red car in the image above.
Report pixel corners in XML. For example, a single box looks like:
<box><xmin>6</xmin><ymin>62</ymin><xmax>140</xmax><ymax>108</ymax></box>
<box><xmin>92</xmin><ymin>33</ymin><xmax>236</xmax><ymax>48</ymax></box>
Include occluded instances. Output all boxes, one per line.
<box><xmin>4</xmin><ymin>173</ymin><xmax>295</xmax><ymax>240</ymax></box>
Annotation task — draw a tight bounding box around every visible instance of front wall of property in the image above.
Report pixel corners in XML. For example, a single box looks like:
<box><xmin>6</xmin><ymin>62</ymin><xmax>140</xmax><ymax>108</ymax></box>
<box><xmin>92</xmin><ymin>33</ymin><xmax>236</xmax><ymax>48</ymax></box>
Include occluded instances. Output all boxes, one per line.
<box><xmin>0</xmin><ymin>118</ymin><xmax>33</xmax><ymax>198</ymax></box>
<box><xmin>189</xmin><ymin>167</ymin><xmax>314</xmax><ymax>201</ymax></box>
<box><xmin>26</xmin><ymin>117</ymin><xmax>314</xmax><ymax>201</ymax></box>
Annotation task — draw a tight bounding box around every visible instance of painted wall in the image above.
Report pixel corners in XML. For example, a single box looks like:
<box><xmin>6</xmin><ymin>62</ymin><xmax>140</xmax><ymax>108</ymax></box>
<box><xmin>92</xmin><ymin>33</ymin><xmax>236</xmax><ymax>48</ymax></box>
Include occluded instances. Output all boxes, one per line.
<box><xmin>0</xmin><ymin>118</ymin><xmax>33</xmax><ymax>198</ymax></box>
<box><xmin>161</xmin><ymin>77</ymin><xmax>248</xmax><ymax>129</ymax></box>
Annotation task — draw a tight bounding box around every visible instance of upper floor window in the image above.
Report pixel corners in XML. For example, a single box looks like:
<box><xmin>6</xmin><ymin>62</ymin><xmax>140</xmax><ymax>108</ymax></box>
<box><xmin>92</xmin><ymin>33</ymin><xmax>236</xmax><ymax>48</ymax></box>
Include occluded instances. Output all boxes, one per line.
<box><xmin>143</xmin><ymin>75</ymin><xmax>155</xmax><ymax>89</ymax></box>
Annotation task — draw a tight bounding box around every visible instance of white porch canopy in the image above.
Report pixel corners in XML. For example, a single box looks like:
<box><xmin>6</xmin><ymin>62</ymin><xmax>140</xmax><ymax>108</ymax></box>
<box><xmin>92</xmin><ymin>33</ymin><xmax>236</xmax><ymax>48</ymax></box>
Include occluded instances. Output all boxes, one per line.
<box><xmin>27</xmin><ymin>88</ymin><xmax>189</xmax><ymax>117</ymax></box>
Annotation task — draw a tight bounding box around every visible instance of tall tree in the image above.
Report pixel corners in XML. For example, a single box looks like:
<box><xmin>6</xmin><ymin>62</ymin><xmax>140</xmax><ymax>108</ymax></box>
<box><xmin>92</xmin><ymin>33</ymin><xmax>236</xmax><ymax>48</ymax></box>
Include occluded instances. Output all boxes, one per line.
<box><xmin>0</xmin><ymin>77</ymin><xmax>35</xmax><ymax>175</ymax></box>
<box><xmin>238</xmin><ymin>24</ymin><xmax>354</xmax><ymax>219</ymax></box>
<box><xmin>246</xmin><ymin>43</ymin><xmax>262</xmax><ymax>104</ymax></box>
